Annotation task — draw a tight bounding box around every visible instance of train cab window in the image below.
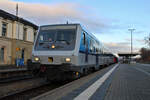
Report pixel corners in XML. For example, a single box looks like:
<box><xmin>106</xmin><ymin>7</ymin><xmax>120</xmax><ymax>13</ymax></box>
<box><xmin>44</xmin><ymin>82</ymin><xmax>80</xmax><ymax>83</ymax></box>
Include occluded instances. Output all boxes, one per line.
<box><xmin>35</xmin><ymin>28</ymin><xmax>76</xmax><ymax>51</ymax></box>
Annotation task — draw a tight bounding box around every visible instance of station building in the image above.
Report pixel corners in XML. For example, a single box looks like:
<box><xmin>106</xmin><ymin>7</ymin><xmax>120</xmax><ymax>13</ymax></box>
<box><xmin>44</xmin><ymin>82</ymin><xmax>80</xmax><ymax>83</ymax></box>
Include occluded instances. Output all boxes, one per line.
<box><xmin>0</xmin><ymin>9</ymin><xmax>38</xmax><ymax>66</ymax></box>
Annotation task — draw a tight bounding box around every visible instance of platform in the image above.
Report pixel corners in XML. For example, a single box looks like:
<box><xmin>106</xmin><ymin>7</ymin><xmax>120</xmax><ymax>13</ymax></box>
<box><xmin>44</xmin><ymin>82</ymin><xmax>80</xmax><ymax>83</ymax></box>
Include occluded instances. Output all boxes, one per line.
<box><xmin>0</xmin><ymin>65</ymin><xmax>28</xmax><ymax>80</ymax></box>
<box><xmin>31</xmin><ymin>63</ymin><xmax>150</xmax><ymax>100</ymax></box>
<box><xmin>0</xmin><ymin>66</ymin><xmax>27</xmax><ymax>73</ymax></box>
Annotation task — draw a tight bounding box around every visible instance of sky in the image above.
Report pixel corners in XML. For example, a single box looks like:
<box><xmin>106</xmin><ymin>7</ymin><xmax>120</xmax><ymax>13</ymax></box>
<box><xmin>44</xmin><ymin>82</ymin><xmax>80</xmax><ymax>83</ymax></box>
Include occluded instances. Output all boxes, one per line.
<box><xmin>0</xmin><ymin>0</ymin><xmax>150</xmax><ymax>53</ymax></box>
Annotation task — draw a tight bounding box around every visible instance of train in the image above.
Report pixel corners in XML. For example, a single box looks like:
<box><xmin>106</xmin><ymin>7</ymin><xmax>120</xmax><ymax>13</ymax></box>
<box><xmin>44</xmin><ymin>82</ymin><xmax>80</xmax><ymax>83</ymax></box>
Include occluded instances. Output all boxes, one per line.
<box><xmin>27</xmin><ymin>24</ymin><xmax>118</xmax><ymax>81</ymax></box>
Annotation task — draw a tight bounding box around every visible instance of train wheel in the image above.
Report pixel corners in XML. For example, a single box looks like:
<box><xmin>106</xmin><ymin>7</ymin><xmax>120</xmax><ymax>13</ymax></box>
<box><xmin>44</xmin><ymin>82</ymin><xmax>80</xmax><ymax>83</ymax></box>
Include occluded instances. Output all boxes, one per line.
<box><xmin>83</xmin><ymin>68</ymin><xmax>88</xmax><ymax>76</ymax></box>
<box><xmin>99</xmin><ymin>65</ymin><xmax>103</xmax><ymax>70</ymax></box>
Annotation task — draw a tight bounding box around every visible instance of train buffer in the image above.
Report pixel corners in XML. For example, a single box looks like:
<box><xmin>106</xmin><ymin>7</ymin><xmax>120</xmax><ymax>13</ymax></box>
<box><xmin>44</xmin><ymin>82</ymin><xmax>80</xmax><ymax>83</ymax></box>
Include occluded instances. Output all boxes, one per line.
<box><xmin>31</xmin><ymin>63</ymin><xmax>150</xmax><ymax>100</ymax></box>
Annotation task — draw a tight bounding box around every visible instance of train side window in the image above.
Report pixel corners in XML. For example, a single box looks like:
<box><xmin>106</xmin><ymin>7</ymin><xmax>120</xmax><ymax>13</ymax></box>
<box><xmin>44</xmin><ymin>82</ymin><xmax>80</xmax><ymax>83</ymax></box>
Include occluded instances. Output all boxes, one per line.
<box><xmin>93</xmin><ymin>40</ymin><xmax>97</xmax><ymax>53</ymax></box>
<box><xmin>96</xmin><ymin>48</ymin><xmax>98</xmax><ymax>53</ymax></box>
<box><xmin>96</xmin><ymin>42</ymin><xmax>99</xmax><ymax>54</ymax></box>
<box><xmin>92</xmin><ymin>39</ymin><xmax>95</xmax><ymax>53</ymax></box>
<box><xmin>89</xmin><ymin>39</ymin><xmax>92</xmax><ymax>52</ymax></box>
<box><xmin>90</xmin><ymin>39</ymin><xmax>94</xmax><ymax>53</ymax></box>
<box><xmin>82</xmin><ymin>32</ymin><xmax>86</xmax><ymax>45</ymax></box>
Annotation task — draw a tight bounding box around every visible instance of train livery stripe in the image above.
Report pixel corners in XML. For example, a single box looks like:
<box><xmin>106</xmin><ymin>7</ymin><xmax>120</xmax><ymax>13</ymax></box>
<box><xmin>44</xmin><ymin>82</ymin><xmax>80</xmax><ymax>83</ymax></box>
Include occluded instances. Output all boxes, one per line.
<box><xmin>79</xmin><ymin>50</ymin><xmax>97</xmax><ymax>56</ymax></box>
<box><xmin>79</xmin><ymin>51</ymin><xmax>112</xmax><ymax>57</ymax></box>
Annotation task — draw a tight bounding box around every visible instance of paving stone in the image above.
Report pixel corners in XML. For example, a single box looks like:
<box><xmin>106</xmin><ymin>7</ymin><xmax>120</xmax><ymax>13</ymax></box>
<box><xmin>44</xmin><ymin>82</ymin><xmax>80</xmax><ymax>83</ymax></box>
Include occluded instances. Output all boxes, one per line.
<box><xmin>104</xmin><ymin>64</ymin><xmax>150</xmax><ymax>100</ymax></box>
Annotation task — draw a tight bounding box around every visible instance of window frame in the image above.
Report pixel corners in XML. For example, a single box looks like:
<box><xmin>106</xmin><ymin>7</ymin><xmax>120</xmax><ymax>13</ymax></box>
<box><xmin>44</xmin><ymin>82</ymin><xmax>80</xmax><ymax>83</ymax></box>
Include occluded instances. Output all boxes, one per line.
<box><xmin>23</xmin><ymin>27</ymin><xmax>27</xmax><ymax>41</ymax></box>
<box><xmin>2</xmin><ymin>22</ymin><xmax>7</xmax><ymax>37</ymax></box>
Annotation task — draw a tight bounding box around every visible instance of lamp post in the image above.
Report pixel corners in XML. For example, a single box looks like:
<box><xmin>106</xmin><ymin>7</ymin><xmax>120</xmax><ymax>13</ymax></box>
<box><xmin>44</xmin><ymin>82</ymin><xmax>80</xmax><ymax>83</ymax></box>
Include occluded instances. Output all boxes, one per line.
<box><xmin>149</xmin><ymin>33</ymin><xmax>150</xmax><ymax>48</ymax></box>
<box><xmin>128</xmin><ymin>28</ymin><xmax>135</xmax><ymax>62</ymax></box>
<box><xmin>16</xmin><ymin>3</ymin><xmax>20</xmax><ymax>67</ymax></box>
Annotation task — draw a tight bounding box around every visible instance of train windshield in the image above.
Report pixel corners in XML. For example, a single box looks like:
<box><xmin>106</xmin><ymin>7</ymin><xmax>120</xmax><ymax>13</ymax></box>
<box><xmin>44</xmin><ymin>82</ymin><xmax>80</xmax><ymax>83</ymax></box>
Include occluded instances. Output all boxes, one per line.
<box><xmin>35</xmin><ymin>29</ymin><xmax>76</xmax><ymax>51</ymax></box>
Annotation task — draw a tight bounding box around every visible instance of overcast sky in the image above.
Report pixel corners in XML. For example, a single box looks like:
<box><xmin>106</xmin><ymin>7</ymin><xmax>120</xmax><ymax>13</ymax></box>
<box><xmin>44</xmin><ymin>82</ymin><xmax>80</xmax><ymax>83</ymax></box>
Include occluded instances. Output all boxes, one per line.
<box><xmin>0</xmin><ymin>0</ymin><xmax>150</xmax><ymax>53</ymax></box>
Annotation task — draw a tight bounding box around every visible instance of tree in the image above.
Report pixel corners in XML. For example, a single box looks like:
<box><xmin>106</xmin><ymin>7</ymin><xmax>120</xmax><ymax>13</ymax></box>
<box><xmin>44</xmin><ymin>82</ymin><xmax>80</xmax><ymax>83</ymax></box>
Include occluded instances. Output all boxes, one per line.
<box><xmin>144</xmin><ymin>34</ymin><xmax>150</xmax><ymax>48</ymax></box>
<box><xmin>140</xmin><ymin>48</ymin><xmax>150</xmax><ymax>62</ymax></box>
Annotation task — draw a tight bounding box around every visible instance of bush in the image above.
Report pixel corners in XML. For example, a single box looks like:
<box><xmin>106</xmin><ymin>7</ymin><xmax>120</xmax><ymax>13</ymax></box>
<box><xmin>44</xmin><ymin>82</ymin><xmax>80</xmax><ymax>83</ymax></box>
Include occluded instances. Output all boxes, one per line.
<box><xmin>140</xmin><ymin>48</ymin><xmax>150</xmax><ymax>62</ymax></box>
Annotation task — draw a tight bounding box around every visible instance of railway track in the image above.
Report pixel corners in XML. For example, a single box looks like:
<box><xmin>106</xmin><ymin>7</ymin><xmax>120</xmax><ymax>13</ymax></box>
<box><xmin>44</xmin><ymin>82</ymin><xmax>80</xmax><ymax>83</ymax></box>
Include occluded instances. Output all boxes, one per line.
<box><xmin>0</xmin><ymin>68</ymin><xmax>73</xmax><ymax>99</ymax></box>
<box><xmin>0</xmin><ymin>76</ymin><xmax>72</xmax><ymax>100</ymax></box>
<box><xmin>0</xmin><ymin>71</ymin><xmax>92</xmax><ymax>100</ymax></box>
<box><xmin>2</xmin><ymin>81</ymin><xmax>70</xmax><ymax>100</ymax></box>
<box><xmin>0</xmin><ymin>75</ymin><xmax>34</xmax><ymax>83</ymax></box>
<box><xmin>0</xmin><ymin>77</ymin><xmax>49</xmax><ymax>99</ymax></box>
<box><xmin>0</xmin><ymin>68</ymin><xmax>33</xmax><ymax>83</ymax></box>
<box><xmin>0</xmin><ymin>65</ymin><xmax>111</xmax><ymax>100</ymax></box>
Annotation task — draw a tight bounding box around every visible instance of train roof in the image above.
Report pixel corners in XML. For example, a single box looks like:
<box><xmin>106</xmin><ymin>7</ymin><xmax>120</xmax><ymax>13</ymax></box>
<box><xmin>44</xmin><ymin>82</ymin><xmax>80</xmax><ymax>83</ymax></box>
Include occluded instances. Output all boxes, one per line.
<box><xmin>40</xmin><ymin>24</ymin><xmax>96</xmax><ymax>38</ymax></box>
<box><xmin>40</xmin><ymin>23</ymin><xmax>99</xmax><ymax>42</ymax></box>
<box><xmin>40</xmin><ymin>23</ymin><xmax>80</xmax><ymax>27</ymax></box>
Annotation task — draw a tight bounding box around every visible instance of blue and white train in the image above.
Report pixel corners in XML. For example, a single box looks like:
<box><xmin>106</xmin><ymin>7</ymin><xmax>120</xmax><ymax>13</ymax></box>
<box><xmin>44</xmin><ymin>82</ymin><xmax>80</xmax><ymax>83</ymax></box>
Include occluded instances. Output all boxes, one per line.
<box><xmin>27</xmin><ymin>24</ymin><xmax>118</xmax><ymax>80</ymax></box>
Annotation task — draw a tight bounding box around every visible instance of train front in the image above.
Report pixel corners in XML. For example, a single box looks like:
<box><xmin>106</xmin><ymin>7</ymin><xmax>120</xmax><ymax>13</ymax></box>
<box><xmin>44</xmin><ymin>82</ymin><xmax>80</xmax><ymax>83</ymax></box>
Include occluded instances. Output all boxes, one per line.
<box><xmin>29</xmin><ymin>24</ymin><xmax>79</xmax><ymax>80</ymax></box>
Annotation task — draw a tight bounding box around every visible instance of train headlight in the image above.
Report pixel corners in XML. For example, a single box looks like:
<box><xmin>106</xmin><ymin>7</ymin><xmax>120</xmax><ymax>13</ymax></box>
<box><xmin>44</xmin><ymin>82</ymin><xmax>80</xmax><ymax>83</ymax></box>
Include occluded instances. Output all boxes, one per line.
<box><xmin>65</xmin><ymin>58</ymin><xmax>71</xmax><ymax>62</ymax></box>
<box><xmin>34</xmin><ymin>57</ymin><xmax>40</xmax><ymax>61</ymax></box>
<box><xmin>51</xmin><ymin>45</ymin><xmax>55</xmax><ymax>49</ymax></box>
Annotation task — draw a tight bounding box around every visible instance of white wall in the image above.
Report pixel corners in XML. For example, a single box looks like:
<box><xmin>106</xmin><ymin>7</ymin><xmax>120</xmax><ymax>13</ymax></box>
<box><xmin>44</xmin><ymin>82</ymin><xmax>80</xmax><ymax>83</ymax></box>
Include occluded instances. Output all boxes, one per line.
<box><xmin>14</xmin><ymin>23</ymin><xmax>35</xmax><ymax>42</ymax></box>
<box><xmin>12</xmin><ymin>21</ymin><xmax>16</xmax><ymax>39</ymax></box>
<box><xmin>0</xmin><ymin>18</ymin><xmax>36</xmax><ymax>43</ymax></box>
<box><xmin>27</xmin><ymin>27</ymin><xmax>34</xmax><ymax>42</ymax></box>
<box><xmin>7</xmin><ymin>22</ymin><xmax>13</xmax><ymax>38</ymax></box>
<box><xmin>15</xmin><ymin>22</ymin><xmax>20</xmax><ymax>39</ymax></box>
<box><xmin>19</xmin><ymin>23</ymin><xmax>23</xmax><ymax>40</ymax></box>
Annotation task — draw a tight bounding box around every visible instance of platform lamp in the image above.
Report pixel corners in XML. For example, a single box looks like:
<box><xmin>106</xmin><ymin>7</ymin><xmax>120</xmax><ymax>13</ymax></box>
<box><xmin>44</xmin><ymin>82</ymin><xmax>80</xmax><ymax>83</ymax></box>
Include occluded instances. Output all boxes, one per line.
<box><xmin>128</xmin><ymin>28</ymin><xmax>135</xmax><ymax>62</ymax></box>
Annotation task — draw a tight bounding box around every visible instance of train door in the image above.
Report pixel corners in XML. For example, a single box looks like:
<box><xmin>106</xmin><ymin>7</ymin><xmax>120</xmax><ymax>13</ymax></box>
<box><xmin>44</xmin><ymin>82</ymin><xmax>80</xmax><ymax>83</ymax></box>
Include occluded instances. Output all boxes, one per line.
<box><xmin>96</xmin><ymin>49</ymin><xmax>98</xmax><ymax>65</ymax></box>
<box><xmin>95</xmin><ymin>42</ymin><xmax>99</xmax><ymax>65</ymax></box>
<box><xmin>83</xmin><ymin>32</ymin><xmax>88</xmax><ymax>63</ymax></box>
<box><xmin>79</xmin><ymin>31</ymin><xmax>88</xmax><ymax>64</ymax></box>
<box><xmin>96</xmin><ymin>54</ymin><xmax>98</xmax><ymax>65</ymax></box>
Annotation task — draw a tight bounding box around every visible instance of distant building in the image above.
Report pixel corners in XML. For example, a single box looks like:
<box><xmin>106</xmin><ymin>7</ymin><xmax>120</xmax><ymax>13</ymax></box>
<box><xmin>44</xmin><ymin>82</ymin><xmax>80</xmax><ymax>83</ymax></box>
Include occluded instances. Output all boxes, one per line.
<box><xmin>0</xmin><ymin>9</ymin><xmax>38</xmax><ymax>66</ymax></box>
